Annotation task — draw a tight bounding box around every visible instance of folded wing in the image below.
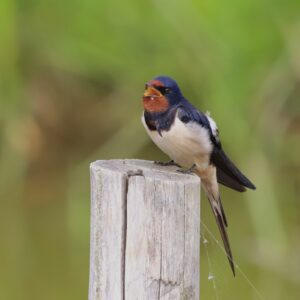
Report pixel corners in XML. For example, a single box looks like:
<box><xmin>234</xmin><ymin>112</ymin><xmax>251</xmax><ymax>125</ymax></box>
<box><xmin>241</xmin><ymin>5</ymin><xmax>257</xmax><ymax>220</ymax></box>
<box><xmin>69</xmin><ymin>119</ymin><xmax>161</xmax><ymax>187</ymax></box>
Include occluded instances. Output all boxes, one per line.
<box><xmin>211</xmin><ymin>147</ymin><xmax>256</xmax><ymax>191</ymax></box>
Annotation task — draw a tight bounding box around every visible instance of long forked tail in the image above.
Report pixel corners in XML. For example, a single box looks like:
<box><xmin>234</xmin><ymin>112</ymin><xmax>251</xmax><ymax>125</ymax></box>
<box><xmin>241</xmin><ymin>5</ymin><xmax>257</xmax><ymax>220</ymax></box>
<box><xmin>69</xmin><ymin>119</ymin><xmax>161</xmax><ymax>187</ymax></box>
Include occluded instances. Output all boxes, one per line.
<box><xmin>195</xmin><ymin>167</ymin><xmax>235</xmax><ymax>275</ymax></box>
<box><xmin>205</xmin><ymin>190</ymin><xmax>235</xmax><ymax>275</ymax></box>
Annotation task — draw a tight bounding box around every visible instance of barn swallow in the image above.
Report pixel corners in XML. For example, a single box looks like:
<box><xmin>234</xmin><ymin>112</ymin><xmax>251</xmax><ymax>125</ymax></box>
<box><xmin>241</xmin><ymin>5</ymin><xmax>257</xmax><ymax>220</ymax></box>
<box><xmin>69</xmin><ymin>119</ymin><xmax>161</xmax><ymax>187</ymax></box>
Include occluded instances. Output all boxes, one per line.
<box><xmin>141</xmin><ymin>76</ymin><xmax>256</xmax><ymax>276</ymax></box>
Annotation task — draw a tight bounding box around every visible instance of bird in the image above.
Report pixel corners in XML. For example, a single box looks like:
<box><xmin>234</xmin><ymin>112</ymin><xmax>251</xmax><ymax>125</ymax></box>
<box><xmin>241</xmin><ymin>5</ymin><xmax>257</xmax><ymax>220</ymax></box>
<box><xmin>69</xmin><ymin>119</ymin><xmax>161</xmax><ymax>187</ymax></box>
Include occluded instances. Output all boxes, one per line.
<box><xmin>141</xmin><ymin>75</ymin><xmax>256</xmax><ymax>276</ymax></box>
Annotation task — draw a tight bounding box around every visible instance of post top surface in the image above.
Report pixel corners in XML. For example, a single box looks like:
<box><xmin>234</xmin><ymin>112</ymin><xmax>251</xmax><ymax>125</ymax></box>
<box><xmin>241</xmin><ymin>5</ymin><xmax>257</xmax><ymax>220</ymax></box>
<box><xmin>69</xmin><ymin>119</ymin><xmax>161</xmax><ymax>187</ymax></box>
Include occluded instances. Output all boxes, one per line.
<box><xmin>90</xmin><ymin>159</ymin><xmax>200</xmax><ymax>184</ymax></box>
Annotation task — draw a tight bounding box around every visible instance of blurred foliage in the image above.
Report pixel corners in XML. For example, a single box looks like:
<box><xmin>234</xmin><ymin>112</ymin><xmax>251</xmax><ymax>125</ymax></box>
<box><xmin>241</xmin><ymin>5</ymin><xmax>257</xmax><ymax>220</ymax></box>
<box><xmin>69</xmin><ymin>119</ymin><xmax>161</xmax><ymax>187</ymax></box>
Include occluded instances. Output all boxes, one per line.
<box><xmin>0</xmin><ymin>0</ymin><xmax>300</xmax><ymax>299</ymax></box>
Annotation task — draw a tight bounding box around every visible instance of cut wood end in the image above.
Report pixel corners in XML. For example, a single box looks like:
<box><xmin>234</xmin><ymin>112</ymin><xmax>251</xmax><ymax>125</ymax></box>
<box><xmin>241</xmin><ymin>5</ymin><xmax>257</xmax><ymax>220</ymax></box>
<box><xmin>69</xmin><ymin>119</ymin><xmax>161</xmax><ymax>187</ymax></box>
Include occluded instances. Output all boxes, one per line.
<box><xmin>90</xmin><ymin>159</ymin><xmax>200</xmax><ymax>184</ymax></box>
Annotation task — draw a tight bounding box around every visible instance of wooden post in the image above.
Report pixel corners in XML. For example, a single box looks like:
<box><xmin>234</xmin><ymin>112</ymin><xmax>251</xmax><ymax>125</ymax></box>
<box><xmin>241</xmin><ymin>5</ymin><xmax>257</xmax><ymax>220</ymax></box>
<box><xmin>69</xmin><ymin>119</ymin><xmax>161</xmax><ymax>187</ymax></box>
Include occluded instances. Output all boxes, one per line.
<box><xmin>89</xmin><ymin>159</ymin><xmax>200</xmax><ymax>300</ymax></box>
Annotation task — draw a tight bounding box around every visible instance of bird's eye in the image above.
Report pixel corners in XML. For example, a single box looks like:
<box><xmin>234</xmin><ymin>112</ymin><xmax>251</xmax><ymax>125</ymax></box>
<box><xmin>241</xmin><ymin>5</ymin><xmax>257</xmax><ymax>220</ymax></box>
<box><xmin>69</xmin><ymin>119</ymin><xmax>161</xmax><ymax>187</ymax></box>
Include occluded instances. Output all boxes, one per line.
<box><xmin>156</xmin><ymin>86</ymin><xmax>171</xmax><ymax>94</ymax></box>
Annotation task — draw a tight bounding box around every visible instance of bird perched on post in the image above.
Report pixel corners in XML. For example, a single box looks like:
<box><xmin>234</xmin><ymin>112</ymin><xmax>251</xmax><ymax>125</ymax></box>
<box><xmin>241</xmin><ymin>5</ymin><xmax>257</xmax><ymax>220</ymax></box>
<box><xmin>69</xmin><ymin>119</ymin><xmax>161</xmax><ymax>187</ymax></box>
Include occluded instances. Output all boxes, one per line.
<box><xmin>141</xmin><ymin>76</ymin><xmax>256</xmax><ymax>275</ymax></box>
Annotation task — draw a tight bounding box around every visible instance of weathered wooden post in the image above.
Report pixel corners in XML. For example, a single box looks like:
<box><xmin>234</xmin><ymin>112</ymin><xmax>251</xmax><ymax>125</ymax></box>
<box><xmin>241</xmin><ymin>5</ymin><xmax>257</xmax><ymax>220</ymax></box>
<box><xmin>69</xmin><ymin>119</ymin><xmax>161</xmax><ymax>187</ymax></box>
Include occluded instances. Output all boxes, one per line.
<box><xmin>89</xmin><ymin>159</ymin><xmax>200</xmax><ymax>300</ymax></box>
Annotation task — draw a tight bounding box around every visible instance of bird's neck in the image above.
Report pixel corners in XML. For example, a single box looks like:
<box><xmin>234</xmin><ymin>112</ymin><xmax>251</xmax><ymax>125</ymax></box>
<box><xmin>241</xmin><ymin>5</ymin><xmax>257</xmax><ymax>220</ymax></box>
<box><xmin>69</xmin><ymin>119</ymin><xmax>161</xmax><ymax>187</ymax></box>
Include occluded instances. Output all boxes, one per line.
<box><xmin>144</xmin><ymin>106</ymin><xmax>178</xmax><ymax>132</ymax></box>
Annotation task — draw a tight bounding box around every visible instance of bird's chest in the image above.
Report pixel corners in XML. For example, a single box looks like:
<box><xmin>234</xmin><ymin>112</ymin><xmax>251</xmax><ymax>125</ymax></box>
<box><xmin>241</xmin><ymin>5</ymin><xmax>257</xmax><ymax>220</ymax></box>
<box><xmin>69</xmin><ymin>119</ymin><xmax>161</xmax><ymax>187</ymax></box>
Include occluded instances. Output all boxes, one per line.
<box><xmin>142</xmin><ymin>114</ymin><xmax>213</xmax><ymax>168</ymax></box>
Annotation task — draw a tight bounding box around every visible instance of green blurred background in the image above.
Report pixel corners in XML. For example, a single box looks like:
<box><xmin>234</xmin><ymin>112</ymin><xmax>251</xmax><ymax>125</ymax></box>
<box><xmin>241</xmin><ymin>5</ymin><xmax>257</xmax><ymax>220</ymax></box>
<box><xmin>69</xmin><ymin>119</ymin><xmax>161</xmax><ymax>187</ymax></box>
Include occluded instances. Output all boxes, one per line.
<box><xmin>1</xmin><ymin>0</ymin><xmax>300</xmax><ymax>299</ymax></box>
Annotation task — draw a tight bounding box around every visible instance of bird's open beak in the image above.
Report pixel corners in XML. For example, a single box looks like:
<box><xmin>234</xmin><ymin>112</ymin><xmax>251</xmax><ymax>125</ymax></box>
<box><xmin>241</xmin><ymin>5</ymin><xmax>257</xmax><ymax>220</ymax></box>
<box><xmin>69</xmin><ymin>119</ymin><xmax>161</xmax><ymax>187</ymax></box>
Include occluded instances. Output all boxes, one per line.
<box><xmin>143</xmin><ymin>86</ymin><xmax>162</xmax><ymax>98</ymax></box>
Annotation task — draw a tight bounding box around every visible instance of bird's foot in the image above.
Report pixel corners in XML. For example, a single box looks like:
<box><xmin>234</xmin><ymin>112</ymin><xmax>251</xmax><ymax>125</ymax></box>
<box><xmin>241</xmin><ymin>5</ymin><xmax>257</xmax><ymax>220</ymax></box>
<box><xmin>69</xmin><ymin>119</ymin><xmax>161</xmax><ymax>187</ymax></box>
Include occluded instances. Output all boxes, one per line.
<box><xmin>176</xmin><ymin>164</ymin><xmax>196</xmax><ymax>174</ymax></box>
<box><xmin>154</xmin><ymin>160</ymin><xmax>180</xmax><ymax>167</ymax></box>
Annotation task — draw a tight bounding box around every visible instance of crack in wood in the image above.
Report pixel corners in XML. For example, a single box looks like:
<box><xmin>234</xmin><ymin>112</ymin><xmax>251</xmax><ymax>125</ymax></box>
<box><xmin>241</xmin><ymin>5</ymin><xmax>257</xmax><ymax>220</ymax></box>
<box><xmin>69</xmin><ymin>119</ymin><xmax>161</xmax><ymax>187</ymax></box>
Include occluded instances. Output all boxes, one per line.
<box><xmin>149</xmin><ymin>276</ymin><xmax>181</xmax><ymax>299</ymax></box>
<box><xmin>150</xmin><ymin>277</ymin><xmax>181</xmax><ymax>287</ymax></box>
<box><xmin>122</xmin><ymin>169</ymin><xmax>145</xmax><ymax>300</ymax></box>
<box><xmin>157</xmin><ymin>179</ymin><xmax>162</xmax><ymax>300</ymax></box>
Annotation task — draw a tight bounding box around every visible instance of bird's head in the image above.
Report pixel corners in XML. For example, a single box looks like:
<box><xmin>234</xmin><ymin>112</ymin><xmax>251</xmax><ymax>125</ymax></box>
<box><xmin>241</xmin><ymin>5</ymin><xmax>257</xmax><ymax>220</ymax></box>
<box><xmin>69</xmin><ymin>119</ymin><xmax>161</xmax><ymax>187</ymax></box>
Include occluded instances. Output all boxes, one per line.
<box><xmin>143</xmin><ymin>76</ymin><xmax>183</xmax><ymax>113</ymax></box>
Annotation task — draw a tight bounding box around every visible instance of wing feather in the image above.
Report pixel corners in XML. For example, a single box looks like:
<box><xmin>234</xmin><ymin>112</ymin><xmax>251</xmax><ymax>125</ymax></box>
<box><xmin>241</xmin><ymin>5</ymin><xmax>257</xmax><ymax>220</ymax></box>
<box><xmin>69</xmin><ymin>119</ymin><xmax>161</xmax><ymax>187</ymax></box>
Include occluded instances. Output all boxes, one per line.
<box><xmin>211</xmin><ymin>148</ymin><xmax>256</xmax><ymax>190</ymax></box>
<box><xmin>217</xmin><ymin>168</ymin><xmax>247</xmax><ymax>192</ymax></box>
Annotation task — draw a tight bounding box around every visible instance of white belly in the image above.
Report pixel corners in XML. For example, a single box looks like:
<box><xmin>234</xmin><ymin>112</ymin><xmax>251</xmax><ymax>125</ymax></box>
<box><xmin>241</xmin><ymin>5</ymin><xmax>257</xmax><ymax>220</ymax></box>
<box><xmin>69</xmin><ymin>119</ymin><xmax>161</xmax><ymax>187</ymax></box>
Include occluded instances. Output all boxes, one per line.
<box><xmin>142</xmin><ymin>113</ymin><xmax>213</xmax><ymax>169</ymax></box>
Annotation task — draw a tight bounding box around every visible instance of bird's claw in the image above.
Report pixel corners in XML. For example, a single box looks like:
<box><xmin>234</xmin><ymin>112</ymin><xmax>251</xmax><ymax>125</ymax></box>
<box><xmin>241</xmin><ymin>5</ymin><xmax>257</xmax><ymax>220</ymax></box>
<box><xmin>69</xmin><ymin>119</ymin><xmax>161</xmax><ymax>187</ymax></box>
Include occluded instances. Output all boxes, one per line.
<box><xmin>176</xmin><ymin>164</ymin><xmax>196</xmax><ymax>174</ymax></box>
<box><xmin>154</xmin><ymin>160</ymin><xmax>180</xmax><ymax>167</ymax></box>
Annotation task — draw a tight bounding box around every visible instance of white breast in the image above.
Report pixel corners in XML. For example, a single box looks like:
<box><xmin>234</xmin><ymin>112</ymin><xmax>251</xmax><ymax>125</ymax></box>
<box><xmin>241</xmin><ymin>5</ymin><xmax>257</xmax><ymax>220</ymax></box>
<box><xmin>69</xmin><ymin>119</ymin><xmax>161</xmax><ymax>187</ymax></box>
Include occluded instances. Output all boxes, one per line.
<box><xmin>141</xmin><ymin>113</ymin><xmax>213</xmax><ymax>169</ymax></box>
